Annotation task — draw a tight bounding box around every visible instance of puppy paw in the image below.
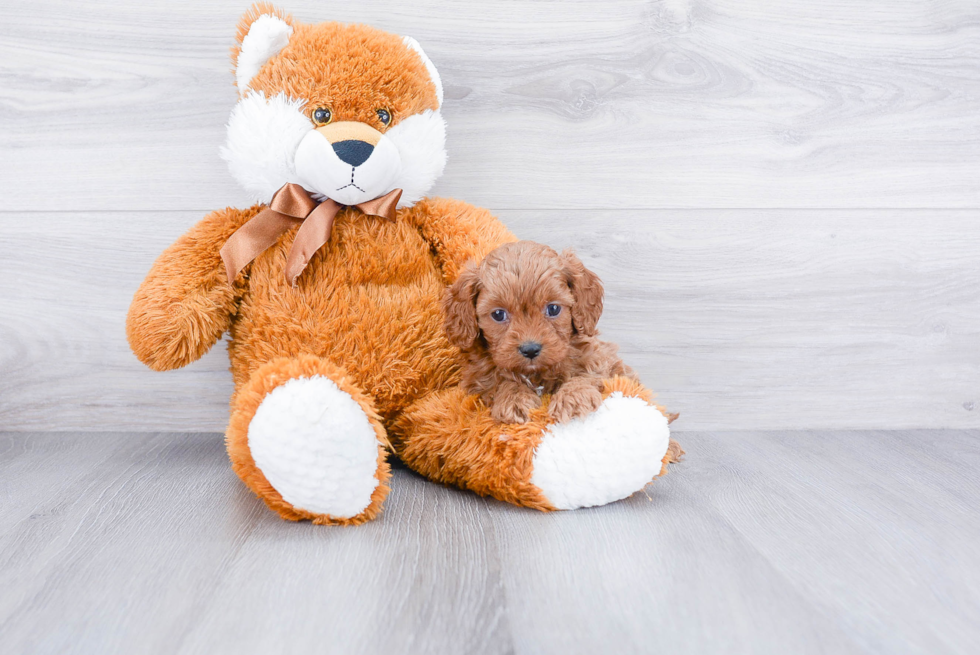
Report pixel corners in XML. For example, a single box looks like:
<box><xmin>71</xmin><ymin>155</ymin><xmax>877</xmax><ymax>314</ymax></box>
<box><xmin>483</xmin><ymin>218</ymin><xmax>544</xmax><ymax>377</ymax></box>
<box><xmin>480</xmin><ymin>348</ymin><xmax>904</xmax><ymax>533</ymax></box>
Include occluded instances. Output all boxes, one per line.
<box><xmin>549</xmin><ymin>384</ymin><xmax>603</xmax><ymax>423</ymax></box>
<box><xmin>491</xmin><ymin>393</ymin><xmax>542</xmax><ymax>424</ymax></box>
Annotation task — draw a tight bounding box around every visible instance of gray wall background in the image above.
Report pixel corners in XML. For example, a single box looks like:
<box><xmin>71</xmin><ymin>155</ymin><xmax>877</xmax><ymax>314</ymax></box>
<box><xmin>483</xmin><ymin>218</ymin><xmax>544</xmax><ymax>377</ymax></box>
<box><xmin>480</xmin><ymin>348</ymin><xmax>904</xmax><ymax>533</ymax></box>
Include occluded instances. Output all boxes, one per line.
<box><xmin>1</xmin><ymin>0</ymin><xmax>977</xmax><ymax>431</ymax></box>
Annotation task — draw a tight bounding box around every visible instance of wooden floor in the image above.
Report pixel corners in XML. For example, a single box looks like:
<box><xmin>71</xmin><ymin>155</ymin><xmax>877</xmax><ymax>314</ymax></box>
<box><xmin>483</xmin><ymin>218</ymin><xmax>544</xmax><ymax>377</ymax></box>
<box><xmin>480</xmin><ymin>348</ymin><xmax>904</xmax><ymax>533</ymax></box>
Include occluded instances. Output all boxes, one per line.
<box><xmin>1</xmin><ymin>430</ymin><xmax>977</xmax><ymax>655</ymax></box>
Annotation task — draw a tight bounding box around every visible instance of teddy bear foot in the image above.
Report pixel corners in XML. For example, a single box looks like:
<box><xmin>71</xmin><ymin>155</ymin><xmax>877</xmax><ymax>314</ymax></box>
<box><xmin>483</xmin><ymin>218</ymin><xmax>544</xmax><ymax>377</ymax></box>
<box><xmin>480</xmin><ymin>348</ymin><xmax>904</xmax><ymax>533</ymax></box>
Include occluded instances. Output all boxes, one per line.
<box><xmin>394</xmin><ymin>377</ymin><xmax>674</xmax><ymax>512</ymax></box>
<box><xmin>530</xmin><ymin>391</ymin><xmax>670</xmax><ymax>509</ymax></box>
<box><xmin>226</xmin><ymin>355</ymin><xmax>391</xmax><ymax>525</ymax></box>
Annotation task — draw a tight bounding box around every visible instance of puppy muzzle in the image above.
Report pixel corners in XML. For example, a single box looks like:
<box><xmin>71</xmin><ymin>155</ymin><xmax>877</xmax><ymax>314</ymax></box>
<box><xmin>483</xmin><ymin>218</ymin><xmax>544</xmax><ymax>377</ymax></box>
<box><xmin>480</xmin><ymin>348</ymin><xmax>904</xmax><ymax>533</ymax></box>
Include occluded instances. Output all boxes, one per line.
<box><xmin>294</xmin><ymin>121</ymin><xmax>402</xmax><ymax>206</ymax></box>
<box><xmin>518</xmin><ymin>341</ymin><xmax>543</xmax><ymax>359</ymax></box>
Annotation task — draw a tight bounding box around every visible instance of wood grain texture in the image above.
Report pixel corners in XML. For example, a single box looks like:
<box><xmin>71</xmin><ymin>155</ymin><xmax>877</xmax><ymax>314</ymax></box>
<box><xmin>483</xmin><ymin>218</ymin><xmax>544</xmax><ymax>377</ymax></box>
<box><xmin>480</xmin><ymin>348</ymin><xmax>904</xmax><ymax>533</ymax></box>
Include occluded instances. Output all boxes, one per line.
<box><xmin>0</xmin><ymin>0</ymin><xmax>978</xmax><ymax>210</ymax></box>
<box><xmin>0</xmin><ymin>1</ymin><xmax>978</xmax><ymax>430</ymax></box>
<box><xmin>1</xmin><ymin>209</ymin><xmax>976</xmax><ymax>431</ymax></box>
<box><xmin>1</xmin><ymin>430</ymin><xmax>978</xmax><ymax>654</ymax></box>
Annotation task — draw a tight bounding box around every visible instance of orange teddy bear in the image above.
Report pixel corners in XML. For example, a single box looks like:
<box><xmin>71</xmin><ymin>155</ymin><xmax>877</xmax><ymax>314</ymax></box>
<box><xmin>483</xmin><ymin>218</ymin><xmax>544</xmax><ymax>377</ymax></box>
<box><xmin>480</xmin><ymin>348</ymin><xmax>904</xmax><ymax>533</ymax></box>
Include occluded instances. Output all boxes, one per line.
<box><xmin>127</xmin><ymin>4</ymin><xmax>676</xmax><ymax>525</ymax></box>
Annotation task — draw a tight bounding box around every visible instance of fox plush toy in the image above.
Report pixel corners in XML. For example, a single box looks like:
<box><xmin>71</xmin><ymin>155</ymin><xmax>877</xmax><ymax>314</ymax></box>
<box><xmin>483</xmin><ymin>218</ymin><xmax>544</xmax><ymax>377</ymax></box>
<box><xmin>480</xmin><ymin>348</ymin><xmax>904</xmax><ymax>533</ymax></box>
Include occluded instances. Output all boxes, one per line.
<box><xmin>126</xmin><ymin>4</ymin><xmax>675</xmax><ymax>525</ymax></box>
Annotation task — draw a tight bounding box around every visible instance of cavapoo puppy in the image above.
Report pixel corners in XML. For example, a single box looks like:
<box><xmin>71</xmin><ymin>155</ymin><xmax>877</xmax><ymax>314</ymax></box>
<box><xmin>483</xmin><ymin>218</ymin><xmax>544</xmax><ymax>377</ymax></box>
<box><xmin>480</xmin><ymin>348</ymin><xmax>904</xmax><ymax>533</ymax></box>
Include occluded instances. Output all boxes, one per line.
<box><xmin>444</xmin><ymin>240</ymin><xmax>638</xmax><ymax>424</ymax></box>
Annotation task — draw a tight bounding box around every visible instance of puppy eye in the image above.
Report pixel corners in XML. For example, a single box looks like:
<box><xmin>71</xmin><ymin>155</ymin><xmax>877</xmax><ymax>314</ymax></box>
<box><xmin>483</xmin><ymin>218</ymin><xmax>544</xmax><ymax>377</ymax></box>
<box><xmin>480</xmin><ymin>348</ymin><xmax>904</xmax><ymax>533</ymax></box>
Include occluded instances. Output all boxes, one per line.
<box><xmin>490</xmin><ymin>309</ymin><xmax>509</xmax><ymax>323</ymax></box>
<box><xmin>545</xmin><ymin>304</ymin><xmax>562</xmax><ymax>317</ymax></box>
<box><xmin>376</xmin><ymin>108</ymin><xmax>392</xmax><ymax>126</ymax></box>
<box><xmin>312</xmin><ymin>108</ymin><xmax>332</xmax><ymax>125</ymax></box>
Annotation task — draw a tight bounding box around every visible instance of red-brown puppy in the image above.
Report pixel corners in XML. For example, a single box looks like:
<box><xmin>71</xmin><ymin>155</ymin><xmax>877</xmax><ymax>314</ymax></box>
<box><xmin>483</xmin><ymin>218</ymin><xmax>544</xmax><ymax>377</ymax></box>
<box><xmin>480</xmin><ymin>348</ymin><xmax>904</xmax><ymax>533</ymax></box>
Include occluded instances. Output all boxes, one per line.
<box><xmin>444</xmin><ymin>240</ymin><xmax>638</xmax><ymax>423</ymax></box>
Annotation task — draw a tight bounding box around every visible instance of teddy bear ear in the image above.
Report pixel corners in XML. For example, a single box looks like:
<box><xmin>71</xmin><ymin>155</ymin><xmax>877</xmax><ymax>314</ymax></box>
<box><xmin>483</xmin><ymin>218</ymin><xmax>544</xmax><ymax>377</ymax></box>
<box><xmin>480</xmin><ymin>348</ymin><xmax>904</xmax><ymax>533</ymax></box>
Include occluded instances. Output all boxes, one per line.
<box><xmin>232</xmin><ymin>3</ymin><xmax>295</xmax><ymax>94</ymax></box>
<box><xmin>402</xmin><ymin>36</ymin><xmax>444</xmax><ymax>108</ymax></box>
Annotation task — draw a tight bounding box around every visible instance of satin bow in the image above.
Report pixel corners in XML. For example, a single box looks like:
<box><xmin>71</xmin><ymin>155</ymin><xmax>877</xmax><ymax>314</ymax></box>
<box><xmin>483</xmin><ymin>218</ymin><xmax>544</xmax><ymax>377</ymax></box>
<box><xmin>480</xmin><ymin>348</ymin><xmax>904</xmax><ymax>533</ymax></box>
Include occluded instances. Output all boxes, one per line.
<box><xmin>220</xmin><ymin>183</ymin><xmax>402</xmax><ymax>287</ymax></box>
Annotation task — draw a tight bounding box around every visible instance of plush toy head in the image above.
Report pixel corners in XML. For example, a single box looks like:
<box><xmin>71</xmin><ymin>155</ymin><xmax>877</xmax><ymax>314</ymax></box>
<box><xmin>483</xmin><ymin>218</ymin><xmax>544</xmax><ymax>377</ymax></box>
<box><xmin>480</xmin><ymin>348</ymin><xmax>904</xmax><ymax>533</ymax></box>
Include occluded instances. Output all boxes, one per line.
<box><xmin>221</xmin><ymin>4</ymin><xmax>446</xmax><ymax>208</ymax></box>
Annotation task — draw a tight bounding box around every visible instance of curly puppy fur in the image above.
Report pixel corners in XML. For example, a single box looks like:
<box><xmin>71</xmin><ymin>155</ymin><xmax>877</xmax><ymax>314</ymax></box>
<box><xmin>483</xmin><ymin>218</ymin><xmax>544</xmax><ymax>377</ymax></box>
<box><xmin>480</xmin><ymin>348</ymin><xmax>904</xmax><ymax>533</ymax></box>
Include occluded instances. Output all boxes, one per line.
<box><xmin>444</xmin><ymin>241</ymin><xmax>640</xmax><ymax>424</ymax></box>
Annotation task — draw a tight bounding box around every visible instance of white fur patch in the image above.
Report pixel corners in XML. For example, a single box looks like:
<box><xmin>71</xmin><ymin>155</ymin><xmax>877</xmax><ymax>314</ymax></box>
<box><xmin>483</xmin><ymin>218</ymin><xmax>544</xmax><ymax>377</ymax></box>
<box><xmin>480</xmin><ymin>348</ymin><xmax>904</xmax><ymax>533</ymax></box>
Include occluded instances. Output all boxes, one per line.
<box><xmin>248</xmin><ymin>376</ymin><xmax>382</xmax><ymax>519</ymax></box>
<box><xmin>385</xmin><ymin>109</ymin><xmax>447</xmax><ymax>207</ymax></box>
<box><xmin>237</xmin><ymin>14</ymin><xmax>293</xmax><ymax>93</ymax></box>
<box><xmin>402</xmin><ymin>36</ymin><xmax>443</xmax><ymax>107</ymax></box>
<box><xmin>223</xmin><ymin>36</ymin><xmax>448</xmax><ymax>207</ymax></box>
<box><xmin>221</xmin><ymin>91</ymin><xmax>313</xmax><ymax>204</ymax></box>
<box><xmin>295</xmin><ymin>131</ymin><xmax>403</xmax><ymax>206</ymax></box>
<box><xmin>531</xmin><ymin>393</ymin><xmax>670</xmax><ymax>510</ymax></box>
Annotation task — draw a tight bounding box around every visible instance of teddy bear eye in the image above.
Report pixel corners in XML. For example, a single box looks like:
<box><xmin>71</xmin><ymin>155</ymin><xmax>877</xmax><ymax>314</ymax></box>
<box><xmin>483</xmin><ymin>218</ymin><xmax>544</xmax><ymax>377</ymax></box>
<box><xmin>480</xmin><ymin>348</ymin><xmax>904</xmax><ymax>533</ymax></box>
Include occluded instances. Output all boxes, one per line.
<box><xmin>545</xmin><ymin>304</ymin><xmax>562</xmax><ymax>317</ymax></box>
<box><xmin>312</xmin><ymin>108</ymin><xmax>332</xmax><ymax>125</ymax></box>
<box><xmin>376</xmin><ymin>108</ymin><xmax>392</xmax><ymax>126</ymax></box>
<box><xmin>490</xmin><ymin>309</ymin><xmax>508</xmax><ymax>323</ymax></box>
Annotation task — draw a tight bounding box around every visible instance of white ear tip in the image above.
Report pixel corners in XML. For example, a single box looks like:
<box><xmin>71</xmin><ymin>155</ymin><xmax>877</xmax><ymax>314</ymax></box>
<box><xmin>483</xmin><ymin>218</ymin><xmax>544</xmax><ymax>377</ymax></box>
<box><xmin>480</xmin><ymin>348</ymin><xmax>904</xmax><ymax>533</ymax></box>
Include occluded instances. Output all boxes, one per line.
<box><xmin>237</xmin><ymin>15</ymin><xmax>293</xmax><ymax>94</ymax></box>
<box><xmin>402</xmin><ymin>36</ymin><xmax>444</xmax><ymax>107</ymax></box>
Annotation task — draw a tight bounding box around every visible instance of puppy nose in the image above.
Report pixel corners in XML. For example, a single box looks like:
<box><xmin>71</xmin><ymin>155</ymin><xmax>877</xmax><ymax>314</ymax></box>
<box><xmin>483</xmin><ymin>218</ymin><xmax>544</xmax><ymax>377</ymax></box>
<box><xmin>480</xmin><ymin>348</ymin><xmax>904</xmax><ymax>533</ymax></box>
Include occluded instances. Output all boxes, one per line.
<box><xmin>332</xmin><ymin>139</ymin><xmax>375</xmax><ymax>167</ymax></box>
<box><xmin>518</xmin><ymin>342</ymin><xmax>543</xmax><ymax>359</ymax></box>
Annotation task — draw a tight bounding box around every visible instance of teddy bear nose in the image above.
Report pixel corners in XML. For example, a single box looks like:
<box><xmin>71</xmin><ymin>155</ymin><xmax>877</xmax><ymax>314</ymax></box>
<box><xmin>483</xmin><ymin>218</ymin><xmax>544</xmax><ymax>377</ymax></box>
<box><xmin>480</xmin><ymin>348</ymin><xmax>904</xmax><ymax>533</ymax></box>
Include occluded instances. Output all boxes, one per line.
<box><xmin>332</xmin><ymin>139</ymin><xmax>375</xmax><ymax>167</ymax></box>
<box><xmin>518</xmin><ymin>342</ymin><xmax>542</xmax><ymax>359</ymax></box>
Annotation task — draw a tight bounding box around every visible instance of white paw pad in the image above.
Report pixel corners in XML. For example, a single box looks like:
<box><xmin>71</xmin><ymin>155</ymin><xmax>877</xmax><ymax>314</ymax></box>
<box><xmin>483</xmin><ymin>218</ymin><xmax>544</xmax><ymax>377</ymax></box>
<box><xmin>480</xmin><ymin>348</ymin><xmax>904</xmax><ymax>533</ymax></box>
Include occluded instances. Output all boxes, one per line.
<box><xmin>248</xmin><ymin>376</ymin><xmax>382</xmax><ymax>518</ymax></box>
<box><xmin>531</xmin><ymin>392</ymin><xmax>670</xmax><ymax>510</ymax></box>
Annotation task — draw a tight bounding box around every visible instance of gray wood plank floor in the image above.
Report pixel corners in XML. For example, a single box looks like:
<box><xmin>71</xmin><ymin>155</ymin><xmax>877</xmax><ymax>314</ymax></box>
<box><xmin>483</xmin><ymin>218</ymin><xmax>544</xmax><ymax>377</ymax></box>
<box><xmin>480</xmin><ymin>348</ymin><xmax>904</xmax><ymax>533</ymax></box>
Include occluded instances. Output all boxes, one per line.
<box><xmin>2</xmin><ymin>430</ymin><xmax>977</xmax><ymax>655</ymax></box>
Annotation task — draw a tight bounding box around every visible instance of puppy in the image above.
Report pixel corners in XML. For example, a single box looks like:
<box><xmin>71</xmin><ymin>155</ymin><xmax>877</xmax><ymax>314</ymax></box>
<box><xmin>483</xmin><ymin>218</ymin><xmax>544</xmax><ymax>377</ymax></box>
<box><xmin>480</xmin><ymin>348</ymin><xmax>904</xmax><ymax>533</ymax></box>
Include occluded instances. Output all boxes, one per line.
<box><xmin>443</xmin><ymin>240</ymin><xmax>638</xmax><ymax>424</ymax></box>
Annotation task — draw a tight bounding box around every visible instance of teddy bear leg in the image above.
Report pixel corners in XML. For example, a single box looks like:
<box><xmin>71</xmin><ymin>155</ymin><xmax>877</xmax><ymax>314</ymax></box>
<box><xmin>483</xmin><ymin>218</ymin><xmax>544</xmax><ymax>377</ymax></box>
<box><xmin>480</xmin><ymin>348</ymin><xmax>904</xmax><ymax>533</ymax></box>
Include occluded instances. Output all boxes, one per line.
<box><xmin>225</xmin><ymin>355</ymin><xmax>391</xmax><ymax>525</ymax></box>
<box><xmin>392</xmin><ymin>377</ymin><xmax>676</xmax><ymax>511</ymax></box>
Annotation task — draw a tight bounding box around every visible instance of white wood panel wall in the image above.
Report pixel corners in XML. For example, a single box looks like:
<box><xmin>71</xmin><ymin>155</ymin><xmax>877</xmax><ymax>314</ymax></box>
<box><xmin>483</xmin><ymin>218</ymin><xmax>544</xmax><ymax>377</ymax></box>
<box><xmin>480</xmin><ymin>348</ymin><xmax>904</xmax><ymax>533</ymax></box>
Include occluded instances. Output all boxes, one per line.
<box><xmin>0</xmin><ymin>0</ymin><xmax>977</xmax><ymax>431</ymax></box>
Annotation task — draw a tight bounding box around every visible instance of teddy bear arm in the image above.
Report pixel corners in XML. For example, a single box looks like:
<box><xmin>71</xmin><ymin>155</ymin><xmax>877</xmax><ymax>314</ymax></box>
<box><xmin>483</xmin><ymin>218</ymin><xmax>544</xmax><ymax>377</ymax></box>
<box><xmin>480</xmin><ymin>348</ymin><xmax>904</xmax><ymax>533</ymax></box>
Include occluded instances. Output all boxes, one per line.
<box><xmin>126</xmin><ymin>207</ymin><xmax>254</xmax><ymax>371</ymax></box>
<box><xmin>407</xmin><ymin>197</ymin><xmax>517</xmax><ymax>283</ymax></box>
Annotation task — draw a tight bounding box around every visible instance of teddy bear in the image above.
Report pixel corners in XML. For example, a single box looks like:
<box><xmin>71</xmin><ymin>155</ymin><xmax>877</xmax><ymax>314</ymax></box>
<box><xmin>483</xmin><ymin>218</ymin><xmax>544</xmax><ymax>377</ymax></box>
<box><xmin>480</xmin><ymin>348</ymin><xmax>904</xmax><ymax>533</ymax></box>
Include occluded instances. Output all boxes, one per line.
<box><xmin>126</xmin><ymin>3</ymin><xmax>676</xmax><ymax>526</ymax></box>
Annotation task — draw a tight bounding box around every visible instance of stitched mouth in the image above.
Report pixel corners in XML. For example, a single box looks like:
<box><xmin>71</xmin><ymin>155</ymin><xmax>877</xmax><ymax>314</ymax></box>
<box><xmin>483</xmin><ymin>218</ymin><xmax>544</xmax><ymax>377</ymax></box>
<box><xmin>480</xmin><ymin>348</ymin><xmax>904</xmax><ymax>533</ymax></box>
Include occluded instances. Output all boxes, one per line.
<box><xmin>335</xmin><ymin>167</ymin><xmax>365</xmax><ymax>193</ymax></box>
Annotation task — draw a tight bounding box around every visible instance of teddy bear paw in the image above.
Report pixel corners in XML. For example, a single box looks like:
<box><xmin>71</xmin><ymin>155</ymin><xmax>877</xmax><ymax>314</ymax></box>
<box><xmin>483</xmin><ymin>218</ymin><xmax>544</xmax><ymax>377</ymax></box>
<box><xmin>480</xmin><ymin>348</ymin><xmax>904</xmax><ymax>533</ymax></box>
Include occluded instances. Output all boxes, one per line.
<box><xmin>247</xmin><ymin>375</ymin><xmax>384</xmax><ymax>519</ymax></box>
<box><xmin>530</xmin><ymin>392</ymin><xmax>671</xmax><ymax>510</ymax></box>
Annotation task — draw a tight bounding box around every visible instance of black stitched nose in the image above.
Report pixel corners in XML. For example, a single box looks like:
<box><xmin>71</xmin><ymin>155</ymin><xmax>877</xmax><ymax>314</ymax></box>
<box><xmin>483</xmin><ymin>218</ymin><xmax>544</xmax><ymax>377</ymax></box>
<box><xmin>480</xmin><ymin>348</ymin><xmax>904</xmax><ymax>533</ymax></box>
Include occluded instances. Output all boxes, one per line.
<box><xmin>518</xmin><ymin>342</ymin><xmax>542</xmax><ymax>359</ymax></box>
<box><xmin>332</xmin><ymin>139</ymin><xmax>374</xmax><ymax>167</ymax></box>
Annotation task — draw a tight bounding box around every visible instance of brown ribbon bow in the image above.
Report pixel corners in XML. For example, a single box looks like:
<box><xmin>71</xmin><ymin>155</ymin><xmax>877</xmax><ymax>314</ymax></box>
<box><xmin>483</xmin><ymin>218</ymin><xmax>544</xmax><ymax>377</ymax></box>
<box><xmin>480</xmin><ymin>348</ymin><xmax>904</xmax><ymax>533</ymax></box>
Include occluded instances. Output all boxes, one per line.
<box><xmin>220</xmin><ymin>183</ymin><xmax>403</xmax><ymax>287</ymax></box>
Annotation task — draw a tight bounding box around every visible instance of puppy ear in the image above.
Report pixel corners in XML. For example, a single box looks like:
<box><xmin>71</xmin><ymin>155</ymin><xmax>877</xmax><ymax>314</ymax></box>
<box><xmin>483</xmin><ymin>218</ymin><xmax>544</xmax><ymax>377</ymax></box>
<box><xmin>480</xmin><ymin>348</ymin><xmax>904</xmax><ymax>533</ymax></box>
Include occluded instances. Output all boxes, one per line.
<box><xmin>561</xmin><ymin>249</ymin><xmax>604</xmax><ymax>336</ymax></box>
<box><xmin>443</xmin><ymin>264</ymin><xmax>481</xmax><ymax>349</ymax></box>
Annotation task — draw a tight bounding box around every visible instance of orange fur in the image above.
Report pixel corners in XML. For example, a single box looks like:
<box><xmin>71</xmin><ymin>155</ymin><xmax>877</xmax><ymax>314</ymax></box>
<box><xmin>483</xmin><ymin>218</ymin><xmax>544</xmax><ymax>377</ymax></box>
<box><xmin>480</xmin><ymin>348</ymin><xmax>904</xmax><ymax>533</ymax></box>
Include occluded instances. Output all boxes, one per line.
<box><xmin>392</xmin><ymin>386</ymin><xmax>556</xmax><ymax>511</ymax></box>
<box><xmin>126</xmin><ymin>206</ymin><xmax>257</xmax><ymax>371</ymax></box>
<box><xmin>127</xmin><ymin>7</ymin><xmax>679</xmax><ymax>523</ymax></box>
<box><xmin>223</xmin><ymin>198</ymin><xmax>515</xmax><ymax>421</ymax></box>
<box><xmin>127</xmin><ymin>193</ymin><xmax>516</xmax><ymax>520</ymax></box>
<box><xmin>393</xmin><ymin>376</ymin><xmax>678</xmax><ymax>510</ymax></box>
<box><xmin>245</xmin><ymin>18</ymin><xmax>438</xmax><ymax>130</ymax></box>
